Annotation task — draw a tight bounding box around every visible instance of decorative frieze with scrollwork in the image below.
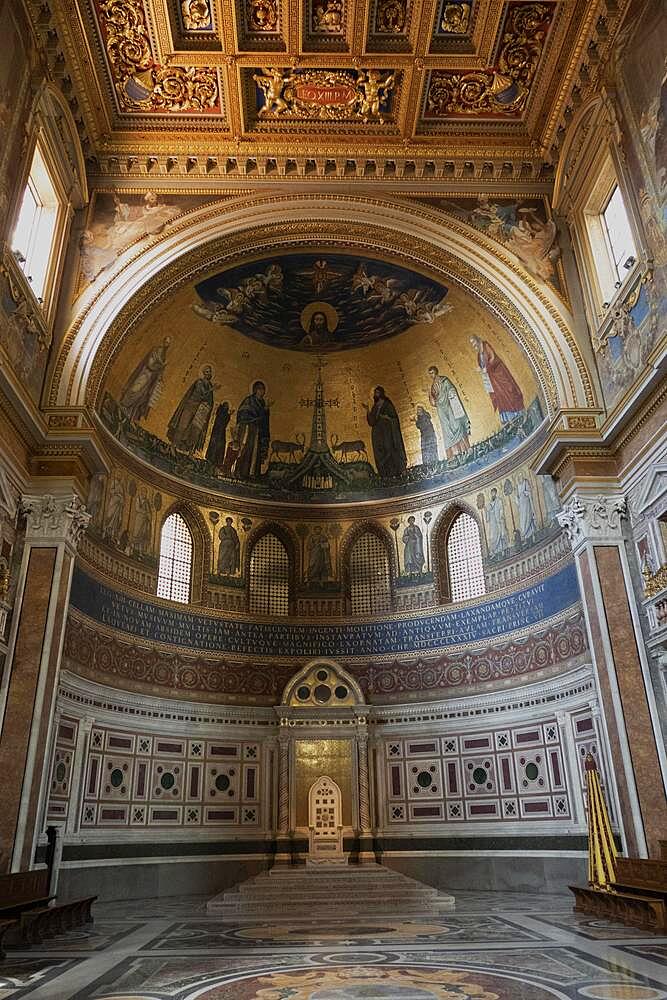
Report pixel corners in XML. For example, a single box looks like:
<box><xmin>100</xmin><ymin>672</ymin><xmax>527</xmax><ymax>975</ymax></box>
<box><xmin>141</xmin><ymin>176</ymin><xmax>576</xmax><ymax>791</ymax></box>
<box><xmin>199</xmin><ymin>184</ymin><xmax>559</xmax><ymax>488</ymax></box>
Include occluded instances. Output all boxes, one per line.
<box><xmin>423</xmin><ymin>2</ymin><xmax>554</xmax><ymax>120</ymax></box>
<box><xmin>97</xmin><ymin>0</ymin><xmax>221</xmax><ymax>113</ymax></box>
<box><xmin>251</xmin><ymin>67</ymin><xmax>396</xmax><ymax>123</ymax></box>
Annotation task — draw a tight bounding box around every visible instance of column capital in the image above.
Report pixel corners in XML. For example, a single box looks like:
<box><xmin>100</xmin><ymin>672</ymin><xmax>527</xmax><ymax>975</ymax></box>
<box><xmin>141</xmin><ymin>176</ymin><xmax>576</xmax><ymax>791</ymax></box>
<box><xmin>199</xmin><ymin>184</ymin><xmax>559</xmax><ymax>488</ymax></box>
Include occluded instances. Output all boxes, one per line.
<box><xmin>557</xmin><ymin>493</ymin><xmax>626</xmax><ymax>551</ymax></box>
<box><xmin>20</xmin><ymin>493</ymin><xmax>91</xmax><ymax>549</ymax></box>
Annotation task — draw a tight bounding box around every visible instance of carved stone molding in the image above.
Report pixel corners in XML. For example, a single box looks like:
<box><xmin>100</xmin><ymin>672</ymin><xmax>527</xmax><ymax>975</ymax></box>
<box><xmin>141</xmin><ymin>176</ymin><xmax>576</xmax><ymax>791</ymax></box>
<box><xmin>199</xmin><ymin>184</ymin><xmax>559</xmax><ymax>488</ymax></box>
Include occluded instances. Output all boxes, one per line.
<box><xmin>20</xmin><ymin>493</ymin><xmax>91</xmax><ymax>549</ymax></box>
<box><xmin>557</xmin><ymin>494</ymin><xmax>626</xmax><ymax>551</ymax></box>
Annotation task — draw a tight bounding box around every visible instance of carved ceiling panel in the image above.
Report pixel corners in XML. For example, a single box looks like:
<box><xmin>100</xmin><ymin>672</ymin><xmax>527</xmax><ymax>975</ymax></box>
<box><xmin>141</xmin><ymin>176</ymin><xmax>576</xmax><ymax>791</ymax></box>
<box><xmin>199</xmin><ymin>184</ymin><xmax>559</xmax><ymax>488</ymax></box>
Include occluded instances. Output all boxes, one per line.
<box><xmin>37</xmin><ymin>0</ymin><xmax>618</xmax><ymax>165</ymax></box>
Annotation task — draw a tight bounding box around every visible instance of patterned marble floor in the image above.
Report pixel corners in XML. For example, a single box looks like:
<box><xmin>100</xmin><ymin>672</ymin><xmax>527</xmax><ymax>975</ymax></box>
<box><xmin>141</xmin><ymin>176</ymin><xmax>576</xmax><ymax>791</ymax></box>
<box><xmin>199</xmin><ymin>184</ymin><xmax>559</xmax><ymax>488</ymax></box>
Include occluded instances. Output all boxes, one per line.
<box><xmin>1</xmin><ymin>890</ymin><xmax>667</xmax><ymax>1000</ymax></box>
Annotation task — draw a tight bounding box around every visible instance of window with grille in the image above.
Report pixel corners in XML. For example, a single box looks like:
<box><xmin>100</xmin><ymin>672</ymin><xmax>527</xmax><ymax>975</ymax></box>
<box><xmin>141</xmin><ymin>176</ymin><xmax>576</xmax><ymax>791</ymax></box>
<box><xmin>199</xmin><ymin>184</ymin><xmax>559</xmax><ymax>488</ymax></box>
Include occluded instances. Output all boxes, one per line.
<box><xmin>157</xmin><ymin>512</ymin><xmax>193</xmax><ymax>603</ymax></box>
<box><xmin>446</xmin><ymin>512</ymin><xmax>486</xmax><ymax>602</ymax></box>
<box><xmin>349</xmin><ymin>532</ymin><xmax>391</xmax><ymax>615</ymax></box>
<box><xmin>249</xmin><ymin>533</ymin><xmax>290</xmax><ymax>616</ymax></box>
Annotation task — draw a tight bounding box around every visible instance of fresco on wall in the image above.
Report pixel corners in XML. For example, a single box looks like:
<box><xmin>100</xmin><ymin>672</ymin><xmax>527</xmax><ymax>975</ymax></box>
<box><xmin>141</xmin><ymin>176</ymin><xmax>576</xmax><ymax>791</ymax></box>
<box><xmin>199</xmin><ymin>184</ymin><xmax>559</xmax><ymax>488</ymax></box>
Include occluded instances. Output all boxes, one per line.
<box><xmin>0</xmin><ymin>0</ymin><xmax>33</xmax><ymax>228</ymax></box>
<box><xmin>99</xmin><ymin>252</ymin><xmax>545</xmax><ymax>505</ymax></box>
<box><xmin>413</xmin><ymin>196</ymin><xmax>563</xmax><ymax>293</ymax></box>
<box><xmin>76</xmin><ymin>192</ymin><xmax>221</xmax><ymax>293</ymax></box>
<box><xmin>598</xmin><ymin>0</ymin><xmax>667</xmax><ymax>408</ymax></box>
<box><xmin>0</xmin><ymin>0</ymin><xmax>52</xmax><ymax>405</ymax></box>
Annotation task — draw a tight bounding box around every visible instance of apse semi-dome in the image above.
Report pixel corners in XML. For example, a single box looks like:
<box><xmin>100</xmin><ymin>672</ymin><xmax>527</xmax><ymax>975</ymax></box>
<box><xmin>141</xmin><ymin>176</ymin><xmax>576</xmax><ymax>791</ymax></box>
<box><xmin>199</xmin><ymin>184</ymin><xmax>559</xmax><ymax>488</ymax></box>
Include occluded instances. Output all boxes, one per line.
<box><xmin>98</xmin><ymin>248</ymin><xmax>545</xmax><ymax>505</ymax></box>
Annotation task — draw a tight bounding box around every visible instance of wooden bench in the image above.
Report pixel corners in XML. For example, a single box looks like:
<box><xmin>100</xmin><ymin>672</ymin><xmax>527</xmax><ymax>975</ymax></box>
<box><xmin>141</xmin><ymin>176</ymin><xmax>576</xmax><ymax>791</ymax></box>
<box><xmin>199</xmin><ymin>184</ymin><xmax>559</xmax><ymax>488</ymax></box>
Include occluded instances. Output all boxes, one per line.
<box><xmin>0</xmin><ymin>919</ymin><xmax>18</xmax><ymax>961</ymax></box>
<box><xmin>570</xmin><ymin>857</ymin><xmax>667</xmax><ymax>935</ymax></box>
<box><xmin>0</xmin><ymin>870</ymin><xmax>96</xmax><ymax>952</ymax></box>
<box><xmin>19</xmin><ymin>896</ymin><xmax>96</xmax><ymax>945</ymax></box>
<box><xmin>0</xmin><ymin>870</ymin><xmax>53</xmax><ymax>919</ymax></box>
<box><xmin>570</xmin><ymin>884</ymin><xmax>667</xmax><ymax>934</ymax></box>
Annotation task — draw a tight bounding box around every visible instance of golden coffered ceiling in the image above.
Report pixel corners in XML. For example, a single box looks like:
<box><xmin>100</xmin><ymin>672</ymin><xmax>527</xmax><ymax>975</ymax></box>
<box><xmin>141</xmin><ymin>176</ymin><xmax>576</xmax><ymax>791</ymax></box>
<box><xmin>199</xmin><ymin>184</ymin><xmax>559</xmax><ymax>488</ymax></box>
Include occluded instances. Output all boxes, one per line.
<box><xmin>33</xmin><ymin>0</ymin><xmax>626</xmax><ymax>173</ymax></box>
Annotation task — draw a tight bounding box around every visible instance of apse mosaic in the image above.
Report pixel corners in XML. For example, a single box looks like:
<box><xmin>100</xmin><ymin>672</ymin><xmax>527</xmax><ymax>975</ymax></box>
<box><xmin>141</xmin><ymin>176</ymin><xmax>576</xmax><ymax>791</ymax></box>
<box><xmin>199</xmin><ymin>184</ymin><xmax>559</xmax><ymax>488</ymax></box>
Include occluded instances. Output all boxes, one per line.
<box><xmin>99</xmin><ymin>251</ymin><xmax>544</xmax><ymax>505</ymax></box>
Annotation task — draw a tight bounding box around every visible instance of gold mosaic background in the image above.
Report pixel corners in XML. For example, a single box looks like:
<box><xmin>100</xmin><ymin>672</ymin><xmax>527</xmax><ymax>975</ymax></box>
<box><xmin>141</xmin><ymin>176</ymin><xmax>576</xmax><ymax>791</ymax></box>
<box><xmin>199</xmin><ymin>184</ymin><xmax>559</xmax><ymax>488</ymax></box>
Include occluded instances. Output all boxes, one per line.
<box><xmin>102</xmin><ymin>264</ymin><xmax>540</xmax><ymax>475</ymax></box>
<box><xmin>295</xmin><ymin>739</ymin><xmax>353</xmax><ymax>827</ymax></box>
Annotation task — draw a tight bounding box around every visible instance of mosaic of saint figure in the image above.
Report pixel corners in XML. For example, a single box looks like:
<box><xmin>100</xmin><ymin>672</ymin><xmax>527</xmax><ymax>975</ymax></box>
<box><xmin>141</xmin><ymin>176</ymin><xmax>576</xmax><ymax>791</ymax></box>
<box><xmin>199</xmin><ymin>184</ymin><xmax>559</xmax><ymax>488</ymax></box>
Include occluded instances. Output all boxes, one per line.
<box><xmin>167</xmin><ymin>366</ymin><xmax>218</xmax><ymax>455</ymax></box>
<box><xmin>132</xmin><ymin>489</ymin><xmax>153</xmax><ymax>557</ymax></box>
<box><xmin>364</xmin><ymin>386</ymin><xmax>407</xmax><ymax>478</ymax></box>
<box><xmin>234</xmin><ymin>380</ymin><xmax>271</xmax><ymax>479</ymax></box>
<box><xmin>516</xmin><ymin>475</ymin><xmax>537</xmax><ymax>541</ymax></box>
<box><xmin>414</xmin><ymin>405</ymin><xmax>439</xmax><ymax>465</ymax></box>
<box><xmin>217</xmin><ymin>517</ymin><xmax>240</xmax><ymax>575</ymax></box>
<box><xmin>470</xmin><ymin>336</ymin><xmax>524</xmax><ymax>424</ymax></box>
<box><xmin>486</xmin><ymin>486</ymin><xmax>509</xmax><ymax>559</ymax></box>
<box><xmin>206</xmin><ymin>401</ymin><xmax>233</xmax><ymax>470</ymax></box>
<box><xmin>307</xmin><ymin>526</ymin><xmax>333</xmax><ymax>584</ymax></box>
<box><xmin>427</xmin><ymin>366</ymin><xmax>470</xmax><ymax>460</ymax></box>
<box><xmin>119</xmin><ymin>337</ymin><xmax>170</xmax><ymax>423</ymax></box>
<box><xmin>104</xmin><ymin>476</ymin><xmax>125</xmax><ymax>545</ymax></box>
<box><xmin>402</xmin><ymin>515</ymin><xmax>425</xmax><ymax>574</ymax></box>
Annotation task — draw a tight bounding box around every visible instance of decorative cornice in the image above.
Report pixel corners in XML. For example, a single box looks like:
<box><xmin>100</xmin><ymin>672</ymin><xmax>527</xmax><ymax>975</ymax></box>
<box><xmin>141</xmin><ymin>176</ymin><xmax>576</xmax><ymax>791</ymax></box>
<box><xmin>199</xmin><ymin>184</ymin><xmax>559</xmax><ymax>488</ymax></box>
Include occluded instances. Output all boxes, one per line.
<box><xmin>557</xmin><ymin>493</ymin><xmax>626</xmax><ymax>551</ymax></box>
<box><xmin>21</xmin><ymin>493</ymin><xmax>91</xmax><ymax>548</ymax></box>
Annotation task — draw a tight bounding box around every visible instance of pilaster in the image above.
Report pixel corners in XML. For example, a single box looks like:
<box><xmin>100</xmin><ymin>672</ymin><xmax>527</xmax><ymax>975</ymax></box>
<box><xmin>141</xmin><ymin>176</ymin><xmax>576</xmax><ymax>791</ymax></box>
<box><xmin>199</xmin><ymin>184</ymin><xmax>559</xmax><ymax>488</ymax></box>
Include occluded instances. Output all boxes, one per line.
<box><xmin>0</xmin><ymin>491</ymin><xmax>89</xmax><ymax>872</ymax></box>
<box><xmin>558</xmin><ymin>492</ymin><xmax>667</xmax><ymax>857</ymax></box>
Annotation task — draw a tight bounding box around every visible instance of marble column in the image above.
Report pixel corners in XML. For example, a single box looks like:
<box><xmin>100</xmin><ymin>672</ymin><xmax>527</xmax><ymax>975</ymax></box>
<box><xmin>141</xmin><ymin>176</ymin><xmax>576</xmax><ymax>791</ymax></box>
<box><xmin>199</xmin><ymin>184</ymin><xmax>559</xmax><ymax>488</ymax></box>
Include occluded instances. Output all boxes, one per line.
<box><xmin>274</xmin><ymin>730</ymin><xmax>292</xmax><ymax>865</ymax></box>
<box><xmin>356</xmin><ymin>728</ymin><xmax>375</xmax><ymax>862</ymax></box>
<box><xmin>0</xmin><ymin>492</ymin><xmax>89</xmax><ymax>872</ymax></box>
<box><xmin>558</xmin><ymin>493</ymin><xmax>667</xmax><ymax>857</ymax></box>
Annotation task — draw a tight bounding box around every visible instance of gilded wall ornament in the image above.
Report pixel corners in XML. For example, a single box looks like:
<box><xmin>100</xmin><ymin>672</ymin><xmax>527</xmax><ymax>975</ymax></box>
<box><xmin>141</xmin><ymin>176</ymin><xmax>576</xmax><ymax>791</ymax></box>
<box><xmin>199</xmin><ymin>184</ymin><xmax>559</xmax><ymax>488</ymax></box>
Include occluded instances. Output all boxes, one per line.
<box><xmin>312</xmin><ymin>0</ymin><xmax>345</xmax><ymax>34</ymax></box>
<box><xmin>424</xmin><ymin>2</ymin><xmax>554</xmax><ymax>118</ymax></box>
<box><xmin>98</xmin><ymin>0</ymin><xmax>220</xmax><ymax>113</ymax></box>
<box><xmin>440</xmin><ymin>1</ymin><xmax>471</xmax><ymax>33</ymax></box>
<box><xmin>375</xmin><ymin>0</ymin><xmax>407</xmax><ymax>33</ymax></box>
<box><xmin>246</xmin><ymin>0</ymin><xmax>279</xmax><ymax>33</ymax></box>
<box><xmin>253</xmin><ymin>68</ymin><xmax>395</xmax><ymax>122</ymax></box>
<box><xmin>181</xmin><ymin>0</ymin><xmax>212</xmax><ymax>29</ymax></box>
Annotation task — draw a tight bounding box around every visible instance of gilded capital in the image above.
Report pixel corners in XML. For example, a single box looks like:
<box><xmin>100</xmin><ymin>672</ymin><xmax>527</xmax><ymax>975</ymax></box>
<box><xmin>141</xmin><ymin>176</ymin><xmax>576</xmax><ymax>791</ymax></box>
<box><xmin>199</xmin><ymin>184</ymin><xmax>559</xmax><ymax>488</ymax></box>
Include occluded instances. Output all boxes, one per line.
<box><xmin>557</xmin><ymin>494</ymin><xmax>626</xmax><ymax>551</ymax></box>
<box><xmin>21</xmin><ymin>493</ymin><xmax>91</xmax><ymax>549</ymax></box>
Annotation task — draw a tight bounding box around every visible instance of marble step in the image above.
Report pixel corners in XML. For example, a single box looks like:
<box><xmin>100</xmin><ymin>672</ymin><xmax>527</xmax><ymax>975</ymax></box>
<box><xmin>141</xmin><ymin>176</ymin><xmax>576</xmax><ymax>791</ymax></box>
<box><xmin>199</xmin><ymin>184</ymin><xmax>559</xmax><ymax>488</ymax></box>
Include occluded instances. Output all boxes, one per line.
<box><xmin>235</xmin><ymin>886</ymin><xmax>443</xmax><ymax>901</ymax></box>
<box><xmin>207</xmin><ymin>864</ymin><xmax>455</xmax><ymax>917</ymax></box>
<box><xmin>215</xmin><ymin>903</ymin><xmax>452</xmax><ymax>917</ymax></box>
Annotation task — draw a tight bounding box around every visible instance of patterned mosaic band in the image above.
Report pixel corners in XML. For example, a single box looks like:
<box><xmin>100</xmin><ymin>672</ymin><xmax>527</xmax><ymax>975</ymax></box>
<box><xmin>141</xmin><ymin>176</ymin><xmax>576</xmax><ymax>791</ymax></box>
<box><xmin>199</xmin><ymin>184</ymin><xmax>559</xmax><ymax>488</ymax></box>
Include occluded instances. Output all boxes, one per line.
<box><xmin>63</xmin><ymin>608</ymin><xmax>587</xmax><ymax>701</ymax></box>
<box><xmin>69</xmin><ymin>562</ymin><xmax>580</xmax><ymax>658</ymax></box>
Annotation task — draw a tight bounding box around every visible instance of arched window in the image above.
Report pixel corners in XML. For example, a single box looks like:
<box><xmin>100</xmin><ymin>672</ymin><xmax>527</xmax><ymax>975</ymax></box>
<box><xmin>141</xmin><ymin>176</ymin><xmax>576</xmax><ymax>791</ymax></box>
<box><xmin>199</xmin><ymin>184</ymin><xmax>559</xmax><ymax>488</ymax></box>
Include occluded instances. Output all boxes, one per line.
<box><xmin>157</xmin><ymin>512</ymin><xmax>193</xmax><ymax>603</ymax></box>
<box><xmin>249</xmin><ymin>533</ymin><xmax>290</xmax><ymax>616</ymax></box>
<box><xmin>446</xmin><ymin>512</ymin><xmax>485</xmax><ymax>602</ymax></box>
<box><xmin>349</xmin><ymin>531</ymin><xmax>392</xmax><ymax>615</ymax></box>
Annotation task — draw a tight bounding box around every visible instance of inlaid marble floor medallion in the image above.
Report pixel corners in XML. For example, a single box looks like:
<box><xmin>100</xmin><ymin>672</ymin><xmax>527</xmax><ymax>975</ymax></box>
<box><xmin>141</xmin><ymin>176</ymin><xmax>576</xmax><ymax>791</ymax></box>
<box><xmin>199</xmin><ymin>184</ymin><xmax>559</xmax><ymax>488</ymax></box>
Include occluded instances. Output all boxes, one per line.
<box><xmin>1</xmin><ymin>892</ymin><xmax>666</xmax><ymax>1000</ymax></box>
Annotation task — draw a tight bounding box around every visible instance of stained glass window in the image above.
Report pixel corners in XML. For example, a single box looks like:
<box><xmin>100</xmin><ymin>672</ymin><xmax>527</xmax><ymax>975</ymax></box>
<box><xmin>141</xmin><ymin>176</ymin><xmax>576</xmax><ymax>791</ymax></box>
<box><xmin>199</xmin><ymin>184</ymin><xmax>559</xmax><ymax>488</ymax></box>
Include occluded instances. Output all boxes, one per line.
<box><xmin>349</xmin><ymin>532</ymin><xmax>391</xmax><ymax>615</ymax></box>
<box><xmin>157</xmin><ymin>512</ymin><xmax>193</xmax><ymax>603</ymax></box>
<box><xmin>249</xmin><ymin>533</ymin><xmax>290</xmax><ymax>616</ymax></box>
<box><xmin>447</xmin><ymin>512</ymin><xmax>485</xmax><ymax>602</ymax></box>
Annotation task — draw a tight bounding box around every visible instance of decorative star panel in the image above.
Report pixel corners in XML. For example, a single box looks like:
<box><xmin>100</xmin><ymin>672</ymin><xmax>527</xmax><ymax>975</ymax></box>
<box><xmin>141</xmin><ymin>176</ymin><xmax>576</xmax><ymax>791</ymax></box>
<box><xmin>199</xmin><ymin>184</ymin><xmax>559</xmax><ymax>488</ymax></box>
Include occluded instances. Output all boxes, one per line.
<box><xmin>93</xmin><ymin>0</ymin><xmax>225</xmax><ymax>115</ymax></box>
<box><xmin>421</xmin><ymin>1</ymin><xmax>556</xmax><ymax>123</ymax></box>
<box><xmin>304</xmin><ymin>0</ymin><xmax>348</xmax><ymax>52</ymax></box>
<box><xmin>237</xmin><ymin>0</ymin><xmax>285</xmax><ymax>50</ymax></box>
<box><xmin>367</xmin><ymin>0</ymin><xmax>413</xmax><ymax>53</ymax></box>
